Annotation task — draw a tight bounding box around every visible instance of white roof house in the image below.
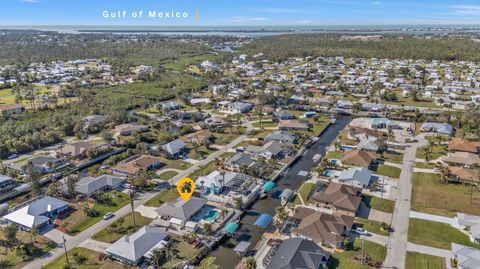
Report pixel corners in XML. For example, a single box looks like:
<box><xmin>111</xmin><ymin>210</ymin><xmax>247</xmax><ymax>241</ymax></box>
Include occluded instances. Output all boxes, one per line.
<box><xmin>452</xmin><ymin>243</ymin><xmax>480</xmax><ymax>269</ymax></box>
<box><xmin>106</xmin><ymin>226</ymin><xmax>169</xmax><ymax>265</ymax></box>
<box><xmin>4</xmin><ymin>196</ymin><xmax>69</xmax><ymax>230</ymax></box>
<box><xmin>337</xmin><ymin>167</ymin><xmax>373</xmax><ymax>188</ymax></box>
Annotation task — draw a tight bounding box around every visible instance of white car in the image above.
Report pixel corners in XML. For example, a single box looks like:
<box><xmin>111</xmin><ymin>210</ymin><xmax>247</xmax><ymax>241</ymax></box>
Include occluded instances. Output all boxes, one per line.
<box><xmin>354</xmin><ymin>227</ymin><xmax>370</xmax><ymax>236</ymax></box>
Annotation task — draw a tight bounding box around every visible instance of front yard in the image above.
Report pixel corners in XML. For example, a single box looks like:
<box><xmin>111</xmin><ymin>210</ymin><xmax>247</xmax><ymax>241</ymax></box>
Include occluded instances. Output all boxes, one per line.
<box><xmin>405</xmin><ymin>252</ymin><xmax>446</xmax><ymax>269</ymax></box>
<box><xmin>411</xmin><ymin>172</ymin><xmax>480</xmax><ymax>217</ymax></box>
<box><xmin>408</xmin><ymin>218</ymin><xmax>480</xmax><ymax>250</ymax></box>
<box><xmin>416</xmin><ymin>145</ymin><xmax>447</xmax><ymax>160</ymax></box>
<box><xmin>59</xmin><ymin>192</ymin><xmax>130</xmax><ymax>235</ymax></box>
<box><xmin>43</xmin><ymin>247</ymin><xmax>123</xmax><ymax>269</ymax></box>
<box><xmin>355</xmin><ymin>218</ymin><xmax>390</xmax><ymax>236</ymax></box>
<box><xmin>92</xmin><ymin>212</ymin><xmax>153</xmax><ymax>243</ymax></box>
<box><xmin>330</xmin><ymin>239</ymin><xmax>387</xmax><ymax>269</ymax></box>
<box><xmin>157</xmin><ymin>157</ymin><xmax>192</xmax><ymax>170</ymax></box>
<box><xmin>158</xmin><ymin>170</ymin><xmax>179</xmax><ymax>181</ymax></box>
<box><xmin>144</xmin><ymin>188</ymin><xmax>179</xmax><ymax>207</ymax></box>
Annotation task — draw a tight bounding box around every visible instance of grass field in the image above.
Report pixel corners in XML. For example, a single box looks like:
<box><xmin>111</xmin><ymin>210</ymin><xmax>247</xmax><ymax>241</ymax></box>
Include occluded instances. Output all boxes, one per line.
<box><xmin>416</xmin><ymin>145</ymin><xmax>447</xmax><ymax>159</ymax></box>
<box><xmin>158</xmin><ymin>170</ymin><xmax>179</xmax><ymax>181</ymax></box>
<box><xmin>405</xmin><ymin>252</ymin><xmax>446</xmax><ymax>269</ymax></box>
<box><xmin>370</xmin><ymin>164</ymin><xmax>401</xmax><ymax>178</ymax></box>
<box><xmin>0</xmin><ymin>231</ymin><xmax>55</xmax><ymax>269</ymax></box>
<box><xmin>411</xmin><ymin>172</ymin><xmax>480</xmax><ymax>217</ymax></box>
<box><xmin>144</xmin><ymin>188</ymin><xmax>180</xmax><ymax>207</ymax></box>
<box><xmin>61</xmin><ymin>192</ymin><xmax>129</xmax><ymax>235</ymax></box>
<box><xmin>415</xmin><ymin>162</ymin><xmax>435</xmax><ymax>169</ymax></box>
<box><xmin>362</xmin><ymin>195</ymin><xmax>395</xmax><ymax>213</ymax></box>
<box><xmin>355</xmin><ymin>218</ymin><xmax>390</xmax><ymax>236</ymax></box>
<box><xmin>43</xmin><ymin>247</ymin><xmax>123</xmax><ymax>269</ymax></box>
<box><xmin>408</xmin><ymin>218</ymin><xmax>480</xmax><ymax>250</ymax></box>
<box><xmin>291</xmin><ymin>183</ymin><xmax>316</xmax><ymax>206</ymax></box>
<box><xmin>157</xmin><ymin>157</ymin><xmax>192</xmax><ymax>170</ymax></box>
<box><xmin>330</xmin><ymin>240</ymin><xmax>387</xmax><ymax>269</ymax></box>
<box><xmin>325</xmin><ymin>151</ymin><xmax>343</xmax><ymax>159</ymax></box>
<box><xmin>92</xmin><ymin>212</ymin><xmax>153</xmax><ymax>243</ymax></box>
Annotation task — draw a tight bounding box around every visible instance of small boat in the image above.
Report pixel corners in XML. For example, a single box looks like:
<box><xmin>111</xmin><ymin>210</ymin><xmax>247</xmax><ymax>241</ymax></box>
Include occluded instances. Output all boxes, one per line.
<box><xmin>331</xmin><ymin>118</ymin><xmax>337</xmax><ymax>124</ymax></box>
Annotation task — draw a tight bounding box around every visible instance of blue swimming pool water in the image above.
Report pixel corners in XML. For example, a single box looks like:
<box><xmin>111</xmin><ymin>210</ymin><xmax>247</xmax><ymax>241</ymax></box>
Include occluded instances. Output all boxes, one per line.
<box><xmin>322</xmin><ymin>170</ymin><xmax>334</xmax><ymax>177</ymax></box>
<box><xmin>203</xmin><ymin>210</ymin><xmax>219</xmax><ymax>221</ymax></box>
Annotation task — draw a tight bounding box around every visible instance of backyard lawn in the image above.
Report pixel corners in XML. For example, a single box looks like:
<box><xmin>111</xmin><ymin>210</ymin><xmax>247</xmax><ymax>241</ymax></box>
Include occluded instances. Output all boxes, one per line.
<box><xmin>370</xmin><ymin>164</ymin><xmax>401</xmax><ymax>178</ymax></box>
<box><xmin>411</xmin><ymin>172</ymin><xmax>480</xmax><ymax>217</ymax></box>
<box><xmin>291</xmin><ymin>183</ymin><xmax>316</xmax><ymax>206</ymax></box>
<box><xmin>330</xmin><ymin>240</ymin><xmax>387</xmax><ymax>269</ymax></box>
<box><xmin>92</xmin><ymin>212</ymin><xmax>153</xmax><ymax>243</ymax></box>
<box><xmin>325</xmin><ymin>151</ymin><xmax>343</xmax><ymax>160</ymax></box>
<box><xmin>158</xmin><ymin>170</ymin><xmax>179</xmax><ymax>181</ymax></box>
<box><xmin>380</xmin><ymin>151</ymin><xmax>404</xmax><ymax>164</ymax></box>
<box><xmin>60</xmin><ymin>192</ymin><xmax>130</xmax><ymax>235</ymax></box>
<box><xmin>355</xmin><ymin>218</ymin><xmax>390</xmax><ymax>236</ymax></box>
<box><xmin>43</xmin><ymin>247</ymin><xmax>123</xmax><ymax>269</ymax></box>
<box><xmin>405</xmin><ymin>252</ymin><xmax>446</xmax><ymax>269</ymax></box>
<box><xmin>0</xmin><ymin>231</ymin><xmax>56</xmax><ymax>269</ymax></box>
<box><xmin>408</xmin><ymin>218</ymin><xmax>480</xmax><ymax>250</ymax></box>
<box><xmin>362</xmin><ymin>195</ymin><xmax>395</xmax><ymax>213</ymax></box>
<box><xmin>144</xmin><ymin>188</ymin><xmax>180</xmax><ymax>207</ymax></box>
<box><xmin>159</xmin><ymin>236</ymin><xmax>202</xmax><ymax>268</ymax></box>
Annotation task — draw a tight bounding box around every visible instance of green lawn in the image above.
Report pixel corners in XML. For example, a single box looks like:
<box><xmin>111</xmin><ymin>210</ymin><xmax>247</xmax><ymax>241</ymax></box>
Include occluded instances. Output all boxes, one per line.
<box><xmin>416</xmin><ymin>145</ymin><xmax>447</xmax><ymax>159</ymax></box>
<box><xmin>158</xmin><ymin>170</ymin><xmax>179</xmax><ymax>181</ymax></box>
<box><xmin>291</xmin><ymin>183</ymin><xmax>316</xmax><ymax>206</ymax></box>
<box><xmin>43</xmin><ymin>247</ymin><xmax>124</xmax><ymax>269</ymax></box>
<box><xmin>92</xmin><ymin>212</ymin><xmax>153</xmax><ymax>243</ymax></box>
<box><xmin>325</xmin><ymin>151</ymin><xmax>343</xmax><ymax>159</ymax></box>
<box><xmin>187</xmin><ymin>145</ymin><xmax>215</xmax><ymax>160</ymax></box>
<box><xmin>370</xmin><ymin>165</ymin><xmax>401</xmax><ymax>178</ymax></box>
<box><xmin>415</xmin><ymin>162</ymin><xmax>435</xmax><ymax>169</ymax></box>
<box><xmin>159</xmin><ymin>236</ymin><xmax>201</xmax><ymax>268</ymax></box>
<box><xmin>213</xmin><ymin>131</ymin><xmax>241</xmax><ymax>145</ymax></box>
<box><xmin>412</xmin><ymin>172</ymin><xmax>480</xmax><ymax>217</ymax></box>
<box><xmin>144</xmin><ymin>188</ymin><xmax>180</xmax><ymax>207</ymax></box>
<box><xmin>362</xmin><ymin>195</ymin><xmax>395</xmax><ymax>213</ymax></box>
<box><xmin>405</xmin><ymin>252</ymin><xmax>446</xmax><ymax>269</ymax></box>
<box><xmin>0</xmin><ymin>231</ymin><xmax>55</xmax><ymax>269</ymax></box>
<box><xmin>62</xmin><ymin>192</ymin><xmax>130</xmax><ymax>235</ymax></box>
<box><xmin>380</xmin><ymin>152</ymin><xmax>404</xmax><ymax>164</ymax></box>
<box><xmin>355</xmin><ymin>218</ymin><xmax>390</xmax><ymax>236</ymax></box>
<box><xmin>157</xmin><ymin>156</ymin><xmax>192</xmax><ymax>170</ymax></box>
<box><xmin>330</xmin><ymin>240</ymin><xmax>387</xmax><ymax>269</ymax></box>
<box><xmin>188</xmin><ymin>160</ymin><xmax>220</xmax><ymax>179</ymax></box>
<box><xmin>408</xmin><ymin>218</ymin><xmax>480</xmax><ymax>250</ymax></box>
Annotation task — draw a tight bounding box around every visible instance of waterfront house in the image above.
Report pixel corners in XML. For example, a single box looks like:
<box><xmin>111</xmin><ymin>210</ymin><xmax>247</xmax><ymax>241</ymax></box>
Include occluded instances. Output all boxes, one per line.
<box><xmin>156</xmin><ymin>196</ymin><xmax>207</xmax><ymax>228</ymax></box>
<box><xmin>266</xmin><ymin>237</ymin><xmax>330</xmax><ymax>269</ymax></box>
<box><xmin>75</xmin><ymin>175</ymin><xmax>125</xmax><ymax>197</ymax></box>
<box><xmin>113</xmin><ymin>123</ymin><xmax>149</xmax><ymax>137</ymax></box>
<box><xmin>265</xmin><ymin>131</ymin><xmax>297</xmax><ymax>144</ymax></box>
<box><xmin>310</xmin><ymin>182</ymin><xmax>362</xmax><ymax>216</ymax></box>
<box><xmin>341</xmin><ymin>150</ymin><xmax>377</xmax><ymax>168</ymax></box>
<box><xmin>278</xmin><ymin>120</ymin><xmax>310</xmax><ymax>131</ymax></box>
<box><xmin>113</xmin><ymin>155</ymin><xmax>160</xmax><ymax>176</ymax></box>
<box><xmin>336</xmin><ymin>167</ymin><xmax>373</xmax><ymax>188</ymax></box>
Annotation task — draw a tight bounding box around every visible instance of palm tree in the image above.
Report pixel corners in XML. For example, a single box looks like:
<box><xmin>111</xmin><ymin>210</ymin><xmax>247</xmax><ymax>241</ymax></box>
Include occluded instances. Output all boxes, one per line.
<box><xmin>149</xmin><ymin>247</ymin><xmax>164</xmax><ymax>269</ymax></box>
<box><xmin>127</xmin><ymin>188</ymin><xmax>138</xmax><ymax>228</ymax></box>
<box><xmin>245</xmin><ymin>257</ymin><xmax>257</xmax><ymax>269</ymax></box>
<box><xmin>29</xmin><ymin>225</ymin><xmax>39</xmax><ymax>244</ymax></box>
<box><xmin>163</xmin><ymin>241</ymin><xmax>174</xmax><ymax>269</ymax></box>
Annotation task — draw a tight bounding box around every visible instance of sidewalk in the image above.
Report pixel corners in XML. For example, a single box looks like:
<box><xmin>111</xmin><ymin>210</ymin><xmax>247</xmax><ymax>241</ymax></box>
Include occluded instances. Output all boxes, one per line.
<box><xmin>410</xmin><ymin>211</ymin><xmax>458</xmax><ymax>227</ymax></box>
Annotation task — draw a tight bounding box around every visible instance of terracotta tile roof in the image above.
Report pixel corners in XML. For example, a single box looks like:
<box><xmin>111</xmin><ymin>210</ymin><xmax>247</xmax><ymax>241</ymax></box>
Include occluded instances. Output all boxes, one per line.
<box><xmin>0</xmin><ymin>103</ymin><xmax>25</xmax><ymax>111</ymax></box>
<box><xmin>342</xmin><ymin>150</ymin><xmax>377</xmax><ymax>167</ymax></box>
<box><xmin>310</xmin><ymin>183</ymin><xmax>362</xmax><ymax>213</ymax></box>
<box><xmin>448</xmin><ymin>138</ymin><xmax>480</xmax><ymax>154</ymax></box>
<box><xmin>449</xmin><ymin>166</ymin><xmax>480</xmax><ymax>183</ymax></box>
<box><xmin>114</xmin><ymin>156</ymin><xmax>159</xmax><ymax>174</ymax></box>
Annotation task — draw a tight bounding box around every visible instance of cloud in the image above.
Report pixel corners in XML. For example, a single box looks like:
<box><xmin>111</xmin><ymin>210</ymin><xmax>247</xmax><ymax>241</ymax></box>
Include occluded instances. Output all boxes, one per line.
<box><xmin>450</xmin><ymin>5</ymin><xmax>480</xmax><ymax>15</ymax></box>
<box><xmin>20</xmin><ymin>0</ymin><xmax>40</xmax><ymax>3</ymax></box>
<box><xmin>230</xmin><ymin>16</ymin><xmax>270</xmax><ymax>22</ymax></box>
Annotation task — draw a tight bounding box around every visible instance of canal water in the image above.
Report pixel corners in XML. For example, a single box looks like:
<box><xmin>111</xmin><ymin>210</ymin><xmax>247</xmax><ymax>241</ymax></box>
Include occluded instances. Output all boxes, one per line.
<box><xmin>211</xmin><ymin>116</ymin><xmax>351</xmax><ymax>268</ymax></box>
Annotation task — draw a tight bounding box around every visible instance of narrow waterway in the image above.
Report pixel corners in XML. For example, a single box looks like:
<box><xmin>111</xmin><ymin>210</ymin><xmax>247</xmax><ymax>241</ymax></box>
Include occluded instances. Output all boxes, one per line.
<box><xmin>211</xmin><ymin>116</ymin><xmax>351</xmax><ymax>268</ymax></box>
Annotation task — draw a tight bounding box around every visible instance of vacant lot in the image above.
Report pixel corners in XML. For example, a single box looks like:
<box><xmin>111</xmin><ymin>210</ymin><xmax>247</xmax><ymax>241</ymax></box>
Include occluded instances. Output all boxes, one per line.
<box><xmin>330</xmin><ymin>240</ymin><xmax>386</xmax><ymax>269</ymax></box>
<box><xmin>362</xmin><ymin>195</ymin><xmax>395</xmax><ymax>213</ymax></box>
<box><xmin>405</xmin><ymin>252</ymin><xmax>446</xmax><ymax>269</ymax></box>
<box><xmin>43</xmin><ymin>247</ymin><xmax>123</xmax><ymax>269</ymax></box>
<box><xmin>291</xmin><ymin>183</ymin><xmax>316</xmax><ymax>206</ymax></box>
<box><xmin>416</xmin><ymin>145</ymin><xmax>447</xmax><ymax>159</ymax></box>
<box><xmin>144</xmin><ymin>188</ymin><xmax>179</xmax><ymax>207</ymax></box>
<box><xmin>371</xmin><ymin>164</ymin><xmax>401</xmax><ymax>178</ymax></box>
<box><xmin>92</xmin><ymin>212</ymin><xmax>153</xmax><ymax>243</ymax></box>
<box><xmin>0</xmin><ymin>231</ymin><xmax>55</xmax><ymax>269</ymax></box>
<box><xmin>408</xmin><ymin>218</ymin><xmax>480</xmax><ymax>250</ymax></box>
<box><xmin>158</xmin><ymin>170</ymin><xmax>179</xmax><ymax>181</ymax></box>
<box><xmin>411</xmin><ymin>172</ymin><xmax>480</xmax><ymax>217</ymax></box>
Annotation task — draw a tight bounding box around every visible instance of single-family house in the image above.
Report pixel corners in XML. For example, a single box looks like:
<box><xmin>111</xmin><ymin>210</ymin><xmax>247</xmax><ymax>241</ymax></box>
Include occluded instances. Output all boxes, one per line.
<box><xmin>161</xmin><ymin>139</ymin><xmax>187</xmax><ymax>159</ymax></box>
<box><xmin>442</xmin><ymin>152</ymin><xmax>480</xmax><ymax>167</ymax></box>
<box><xmin>451</xmin><ymin>243</ymin><xmax>480</xmax><ymax>269</ymax></box>
<box><xmin>204</xmin><ymin>117</ymin><xmax>229</xmax><ymax>130</ymax></box>
<box><xmin>106</xmin><ymin>226</ymin><xmax>169</xmax><ymax>265</ymax></box>
<box><xmin>0</xmin><ymin>104</ymin><xmax>25</xmax><ymax>118</ymax></box>
<box><xmin>421</xmin><ymin>122</ymin><xmax>454</xmax><ymax>135</ymax></box>
<box><xmin>75</xmin><ymin>175</ymin><xmax>125</xmax><ymax>197</ymax></box>
<box><xmin>336</xmin><ymin>167</ymin><xmax>373</xmax><ymax>188</ymax></box>
<box><xmin>273</xmin><ymin>110</ymin><xmax>295</xmax><ymax>120</ymax></box>
<box><xmin>341</xmin><ymin>150</ymin><xmax>377</xmax><ymax>168</ymax></box>
<box><xmin>266</xmin><ymin>237</ymin><xmax>331</xmax><ymax>269</ymax></box>
<box><xmin>224</xmin><ymin>153</ymin><xmax>255</xmax><ymax>170</ymax></box>
<box><xmin>448</xmin><ymin>166</ymin><xmax>480</xmax><ymax>185</ymax></box>
<box><xmin>245</xmin><ymin>142</ymin><xmax>291</xmax><ymax>160</ymax></box>
<box><xmin>57</xmin><ymin>141</ymin><xmax>100</xmax><ymax>160</ymax></box>
<box><xmin>4</xmin><ymin>196</ymin><xmax>69</xmax><ymax>230</ymax></box>
<box><xmin>278</xmin><ymin>120</ymin><xmax>310</xmax><ymax>131</ymax></box>
<box><xmin>114</xmin><ymin>123</ymin><xmax>149</xmax><ymax>137</ymax></box>
<box><xmin>113</xmin><ymin>155</ymin><xmax>160</xmax><ymax>176</ymax></box>
<box><xmin>0</xmin><ymin>175</ymin><xmax>17</xmax><ymax>194</ymax></box>
<box><xmin>457</xmin><ymin>213</ymin><xmax>480</xmax><ymax>243</ymax></box>
<box><xmin>228</xmin><ymin>102</ymin><xmax>253</xmax><ymax>113</ymax></box>
<box><xmin>186</xmin><ymin>130</ymin><xmax>214</xmax><ymax>145</ymax></box>
<box><xmin>310</xmin><ymin>182</ymin><xmax>361</xmax><ymax>216</ymax></box>
<box><xmin>265</xmin><ymin>131</ymin><xmax>297</xmax><ymax>144</ymax></box>
<box><xmin>156</xmin><ymin>196</ymin><xmax>207</xmax><ymax>228</ymax></box>
<box><xmin>449</xmin><ymin>138</ymin><xmax>480</xmax><ymax>154</ymax></box>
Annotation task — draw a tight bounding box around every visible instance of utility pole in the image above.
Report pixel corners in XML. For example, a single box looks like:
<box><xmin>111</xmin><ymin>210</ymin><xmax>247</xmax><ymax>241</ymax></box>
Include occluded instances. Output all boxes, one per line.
<box><xmin>63</xmin><ymin>235</ymin><xmax>69</xmax><ymax>264</ymax></box>
<box><xmin>361</xmin><ymin>237</ymin><xmax>365</xmax><ymax>265</ymax></box>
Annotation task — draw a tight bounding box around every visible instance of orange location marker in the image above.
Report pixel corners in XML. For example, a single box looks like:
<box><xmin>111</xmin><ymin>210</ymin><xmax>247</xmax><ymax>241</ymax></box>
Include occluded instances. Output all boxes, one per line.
<box><xmin>176</xmin><ymin>177</ymin><xmax>195</xmax><ymax>202</ymax></box>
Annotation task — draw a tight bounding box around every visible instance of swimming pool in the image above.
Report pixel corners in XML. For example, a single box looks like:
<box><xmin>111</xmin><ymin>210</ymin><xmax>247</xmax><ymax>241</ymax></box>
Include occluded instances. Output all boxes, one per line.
<box><xmin>322</xmin><ymin>169</ymin><xmax>334</xmax><ymax>177</ymax></box>
<box><xmin>203</xmin><ymin>210</ymin><xmax>220</xmax><ymax>222</ymax></box>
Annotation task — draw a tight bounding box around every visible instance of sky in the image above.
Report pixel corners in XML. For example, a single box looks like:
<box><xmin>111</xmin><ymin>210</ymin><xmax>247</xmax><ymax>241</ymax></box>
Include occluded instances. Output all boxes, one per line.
<box><xmin>1</xmin><ymin>0</ymin><xmax>480</xmax><ymax>26</ymax></box>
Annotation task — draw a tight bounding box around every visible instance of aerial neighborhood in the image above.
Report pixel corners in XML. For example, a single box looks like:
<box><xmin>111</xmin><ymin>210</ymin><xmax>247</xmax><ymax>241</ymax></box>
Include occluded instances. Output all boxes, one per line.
<box><xmin>0</xmin><ymin>27</ymin><xmax>479</xmax><ymax>269</ymax></box>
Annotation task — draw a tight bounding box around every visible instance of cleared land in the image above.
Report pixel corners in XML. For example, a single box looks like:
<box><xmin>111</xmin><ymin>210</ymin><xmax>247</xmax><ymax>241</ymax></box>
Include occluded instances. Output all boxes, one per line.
<box><xmin>330</xmin><ymin>240</ymin><xmax>387</xmax><ymax>269</ymax></box>
<box><xmin>405</xmin><ymin>252</ymin><xmax>446</xmax><ymax>269</ymax></box>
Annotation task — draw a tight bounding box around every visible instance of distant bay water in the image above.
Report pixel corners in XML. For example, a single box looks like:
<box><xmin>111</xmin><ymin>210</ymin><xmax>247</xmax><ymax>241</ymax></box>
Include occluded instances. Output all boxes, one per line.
<box><xmin>1</xmin><ymin>24</ymin><xmax>480</xmax><ymax>36</ymax></box>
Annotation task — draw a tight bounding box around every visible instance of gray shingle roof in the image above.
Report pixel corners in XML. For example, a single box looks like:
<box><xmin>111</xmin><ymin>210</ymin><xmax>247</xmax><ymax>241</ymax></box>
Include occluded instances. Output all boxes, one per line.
<box><xmin>75</xmin><ymin>175</ymin><xmax>125</xmax><ymax>196</ymax></box>
<box><xmin>266</xmin><ymin>237</ymin><xmax>330</xmax><ymax>269</ymax></box>
<box><xmin>161</xmin><ymin>139</ymin><xmax>186</xmax><ymax>155</ymax></box>
<box><xmin>156</xmin><ymin>196</ymin><xmax>206</xmax><ymax>221</ymax></box>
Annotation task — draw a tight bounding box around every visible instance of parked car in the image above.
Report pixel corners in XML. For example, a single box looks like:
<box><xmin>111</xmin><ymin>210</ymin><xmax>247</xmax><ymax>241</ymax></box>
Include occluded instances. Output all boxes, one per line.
<box><xmin>8</xmin><ymin>154</ymin><xmax>18</xmax><ymax>160</ymax></box>
<box><xmin>122</xmin><ymin>183</ymin><xmax>132</xmax><ymax>189</ymax></box>
<box><xmin>103</xmin><ymin>212</ymin><xmax>114</xmax><ymax>220</ymax></box>
<box><xmin>353</xmin><ymin>227</ymin><xmax>370</xmax><ymax>236</ymax></box>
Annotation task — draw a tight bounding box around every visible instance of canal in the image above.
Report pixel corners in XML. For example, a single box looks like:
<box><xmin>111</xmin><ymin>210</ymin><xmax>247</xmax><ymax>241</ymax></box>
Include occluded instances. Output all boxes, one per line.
<box><xmin>211</xmin><ymin>115</ymin><xmax>351</xmax><ymax>268</ymax></box>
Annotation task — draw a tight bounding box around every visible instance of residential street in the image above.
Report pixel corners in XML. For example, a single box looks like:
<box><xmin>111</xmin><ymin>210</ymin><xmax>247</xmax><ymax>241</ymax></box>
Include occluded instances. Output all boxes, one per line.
<box><xmin>384</xmin><ymin>135</ymin><xmax>428</xmax><ymax>269</ymax></box>
<box><xmin>22</xmin><ymin>122</ymin><xmax>253</xmax><ymax>269</ymax></box>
